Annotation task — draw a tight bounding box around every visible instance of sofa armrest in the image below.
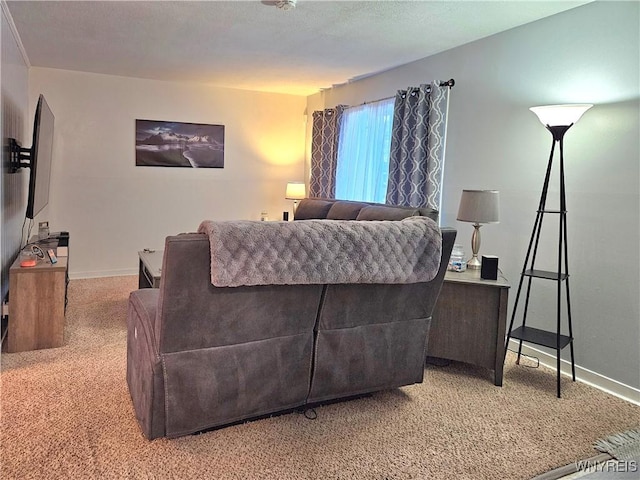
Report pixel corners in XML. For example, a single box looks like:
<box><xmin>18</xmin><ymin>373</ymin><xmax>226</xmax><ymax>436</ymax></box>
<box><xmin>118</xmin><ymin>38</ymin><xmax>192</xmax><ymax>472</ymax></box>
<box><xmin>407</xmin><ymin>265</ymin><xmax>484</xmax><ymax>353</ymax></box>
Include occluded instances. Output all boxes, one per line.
<box><xmin>422</xmin><ymin>227</ymin><xmax>456</xmax><ymax>315</ymax></box>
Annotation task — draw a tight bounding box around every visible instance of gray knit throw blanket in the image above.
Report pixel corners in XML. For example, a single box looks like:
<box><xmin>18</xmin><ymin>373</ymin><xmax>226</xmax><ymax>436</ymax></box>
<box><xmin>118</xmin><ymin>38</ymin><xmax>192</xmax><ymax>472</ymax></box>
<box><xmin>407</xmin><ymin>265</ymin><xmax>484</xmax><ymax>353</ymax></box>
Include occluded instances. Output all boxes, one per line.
<box><xmin>197</xmin><ymin>217</ymin><xmax>442</xmax><ymax>287</ymax></box>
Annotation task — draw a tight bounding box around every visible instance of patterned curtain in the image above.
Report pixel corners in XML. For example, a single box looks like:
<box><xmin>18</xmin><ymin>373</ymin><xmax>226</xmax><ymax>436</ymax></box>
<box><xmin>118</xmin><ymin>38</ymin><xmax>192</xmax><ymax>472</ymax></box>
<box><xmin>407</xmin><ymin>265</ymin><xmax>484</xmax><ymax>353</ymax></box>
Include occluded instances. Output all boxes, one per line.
<box><xmin>386</xmin><ymin>82</ymin><xmax>450</xmax><ymax>211</ymax></box>
<box><xmin>309</xmin><ymin>105</ymin><xmax>346</xmax><ymax>198</ymax></box>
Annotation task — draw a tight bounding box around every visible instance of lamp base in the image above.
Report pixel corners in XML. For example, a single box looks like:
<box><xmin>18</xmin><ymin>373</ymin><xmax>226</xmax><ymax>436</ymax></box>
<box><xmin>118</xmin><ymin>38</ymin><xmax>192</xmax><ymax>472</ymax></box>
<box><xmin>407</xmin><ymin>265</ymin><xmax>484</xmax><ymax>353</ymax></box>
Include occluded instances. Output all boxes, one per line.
<box><xmin>467</xmin><ymin>255</ymin><xmax>482</xmax><ymax>269</ymax></box>
<box><xmin>467</xmin><ymin>223</ymin><xmax>483</xmax><ymax>269</ymax></box>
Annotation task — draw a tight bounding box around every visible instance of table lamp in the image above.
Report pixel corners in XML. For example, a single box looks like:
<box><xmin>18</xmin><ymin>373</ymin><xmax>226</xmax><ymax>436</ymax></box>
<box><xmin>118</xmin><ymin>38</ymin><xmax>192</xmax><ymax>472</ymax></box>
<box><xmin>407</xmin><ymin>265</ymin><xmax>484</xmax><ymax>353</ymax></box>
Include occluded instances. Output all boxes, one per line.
<box><xmin>456</xmin><ymin>189</ymin><xmax>500</xmax><ymax>269</ymax></box>
<box><xmin>285</xmin><ymin>181</ymin><xmax>306</xmax><ymax>215</ymax></box>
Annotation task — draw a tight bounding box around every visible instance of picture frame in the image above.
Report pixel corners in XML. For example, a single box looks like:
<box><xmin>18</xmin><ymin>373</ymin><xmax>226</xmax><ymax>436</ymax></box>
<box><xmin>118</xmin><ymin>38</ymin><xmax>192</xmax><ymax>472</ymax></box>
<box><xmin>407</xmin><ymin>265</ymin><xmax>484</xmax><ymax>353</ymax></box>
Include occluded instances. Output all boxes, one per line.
<box><xmin>135</xmin><ymin>119</ymin><xmax>225</xmax><ymax>168</ymax></box>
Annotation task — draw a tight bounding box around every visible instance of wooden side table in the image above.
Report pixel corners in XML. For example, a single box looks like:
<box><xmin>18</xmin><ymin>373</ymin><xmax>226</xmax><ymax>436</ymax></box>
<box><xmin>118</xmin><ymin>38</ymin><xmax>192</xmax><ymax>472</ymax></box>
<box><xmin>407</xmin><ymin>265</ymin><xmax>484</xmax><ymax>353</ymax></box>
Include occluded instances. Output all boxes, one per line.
<box><xmin>6</xmin><ymin>255</ymin><xmax>68</xmax><ymax>352</ymax></box>
<box><xmin>428</xmin><ymin>269</ymin><xmax>510</xmax><ymax>386</ymax></box>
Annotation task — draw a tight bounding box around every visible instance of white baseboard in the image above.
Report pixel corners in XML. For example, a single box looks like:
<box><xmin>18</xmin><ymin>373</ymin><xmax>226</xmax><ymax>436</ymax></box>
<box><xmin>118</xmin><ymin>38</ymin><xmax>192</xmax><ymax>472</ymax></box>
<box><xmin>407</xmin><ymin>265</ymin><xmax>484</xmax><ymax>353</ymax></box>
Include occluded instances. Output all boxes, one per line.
<box><xmin>69</xmin><ymin>269</ymin><xmax>137</xmax><ymax>280</ymax></box>
<box><xmin>508</xmin><ymin>339</ymin><xmax>640</xmax><ymax>406</ymax></box>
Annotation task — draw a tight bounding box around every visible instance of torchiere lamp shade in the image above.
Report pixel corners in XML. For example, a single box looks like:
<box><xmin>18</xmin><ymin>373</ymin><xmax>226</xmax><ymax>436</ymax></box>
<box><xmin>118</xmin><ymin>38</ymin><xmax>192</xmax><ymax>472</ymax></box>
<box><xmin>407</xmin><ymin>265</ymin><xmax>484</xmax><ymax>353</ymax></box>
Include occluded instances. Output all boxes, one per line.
<box><xmin>530</xmin><ymin>104</ymin><xmax>593</xmax><ymax>127</ymax></box>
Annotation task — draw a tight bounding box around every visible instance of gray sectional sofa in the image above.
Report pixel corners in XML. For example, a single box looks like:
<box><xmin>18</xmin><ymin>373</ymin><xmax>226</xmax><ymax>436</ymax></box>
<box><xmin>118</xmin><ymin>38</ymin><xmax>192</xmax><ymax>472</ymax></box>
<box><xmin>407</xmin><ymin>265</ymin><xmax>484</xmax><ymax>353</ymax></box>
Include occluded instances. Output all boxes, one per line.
<box><xmin>293</xmin><ymin>197</ymin><xmax>439</xmax><ymax>222</ymax></box>
<box><xmin>126</xmin><ymin>199</ymin><xmax>456</xmax><ymax>439</ymax></box>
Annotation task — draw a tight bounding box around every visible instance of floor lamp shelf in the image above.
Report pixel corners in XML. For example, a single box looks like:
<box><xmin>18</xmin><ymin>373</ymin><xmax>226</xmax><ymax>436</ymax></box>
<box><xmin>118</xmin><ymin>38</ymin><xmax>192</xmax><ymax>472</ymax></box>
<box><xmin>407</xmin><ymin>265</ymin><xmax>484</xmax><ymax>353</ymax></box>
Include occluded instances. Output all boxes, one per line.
<box><xmin>509</xmin><ymin>326</ymin><xmax>572</xmax><ymax>351</ymax></box>
<box><xmin>523</xmin><ymin>270</ymin><xmax>568</xmax><ymax>281</ymax></box>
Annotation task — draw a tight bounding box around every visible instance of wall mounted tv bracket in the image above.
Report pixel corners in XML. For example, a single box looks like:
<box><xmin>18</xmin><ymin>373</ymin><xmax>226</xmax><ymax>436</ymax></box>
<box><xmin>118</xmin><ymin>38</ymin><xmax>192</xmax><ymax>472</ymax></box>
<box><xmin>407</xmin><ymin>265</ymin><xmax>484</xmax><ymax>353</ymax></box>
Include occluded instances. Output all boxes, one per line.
<box><xmin>8</xmin><ymin>138</ymin><xmax>32</xmax><ymax>173</ymax></box>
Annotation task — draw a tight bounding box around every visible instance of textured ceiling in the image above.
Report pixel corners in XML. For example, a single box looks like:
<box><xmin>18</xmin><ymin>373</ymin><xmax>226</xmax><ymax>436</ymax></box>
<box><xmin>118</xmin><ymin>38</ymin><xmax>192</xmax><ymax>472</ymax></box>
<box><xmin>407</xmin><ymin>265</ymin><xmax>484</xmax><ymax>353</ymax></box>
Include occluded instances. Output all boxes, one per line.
<box><xmin>7</xmin><ymin>1</ymin><xmax>590</xmax><ymax>96</ymax></box>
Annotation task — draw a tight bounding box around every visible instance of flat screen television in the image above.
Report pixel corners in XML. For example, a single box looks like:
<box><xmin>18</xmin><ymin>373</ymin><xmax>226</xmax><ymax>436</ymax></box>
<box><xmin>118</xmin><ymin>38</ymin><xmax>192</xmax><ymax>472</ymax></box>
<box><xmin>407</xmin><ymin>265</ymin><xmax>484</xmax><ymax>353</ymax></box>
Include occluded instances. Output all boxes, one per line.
<box><xmin>26</xmin><ymin>94</ymin><xmax>55</xmax><ymax>219</ymax></box>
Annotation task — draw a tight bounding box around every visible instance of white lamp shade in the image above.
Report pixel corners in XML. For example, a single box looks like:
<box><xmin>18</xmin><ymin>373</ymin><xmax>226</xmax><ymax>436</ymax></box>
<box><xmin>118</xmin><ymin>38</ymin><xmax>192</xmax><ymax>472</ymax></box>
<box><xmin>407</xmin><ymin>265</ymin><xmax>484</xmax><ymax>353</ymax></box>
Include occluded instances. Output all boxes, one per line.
<box><xmin>285</xmin><ymin>182</ymin><xmax>306</xmax><ymax>200</ymax></box>
<box><xmin>457</xmin><ymin>190</ymin><xmax>500</xmax><ymax>224</ymax></box>
<box><xmin>530</xmin><ymin>104</ymin><xmax>593</xmax><ymax>127</ymax></box>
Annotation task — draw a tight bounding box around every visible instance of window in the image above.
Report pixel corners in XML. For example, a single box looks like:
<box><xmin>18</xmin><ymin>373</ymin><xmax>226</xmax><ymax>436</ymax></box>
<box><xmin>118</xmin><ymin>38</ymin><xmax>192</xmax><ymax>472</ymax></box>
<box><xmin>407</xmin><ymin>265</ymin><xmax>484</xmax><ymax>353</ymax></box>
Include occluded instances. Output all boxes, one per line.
<box><xmin>334</xmin><ymin>98</ymin><xmax>394</xmax><ymax>203</ymax></box>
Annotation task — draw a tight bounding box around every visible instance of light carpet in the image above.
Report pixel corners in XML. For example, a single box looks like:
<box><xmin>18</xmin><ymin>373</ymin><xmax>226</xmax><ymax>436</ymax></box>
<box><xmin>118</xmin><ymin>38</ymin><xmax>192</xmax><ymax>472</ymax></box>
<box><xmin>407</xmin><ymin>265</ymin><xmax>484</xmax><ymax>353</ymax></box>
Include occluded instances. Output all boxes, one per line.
<box><xmin>1</xmin><ymin>276</ymin><xmax>638</xmax><ymax>479</ymax></box>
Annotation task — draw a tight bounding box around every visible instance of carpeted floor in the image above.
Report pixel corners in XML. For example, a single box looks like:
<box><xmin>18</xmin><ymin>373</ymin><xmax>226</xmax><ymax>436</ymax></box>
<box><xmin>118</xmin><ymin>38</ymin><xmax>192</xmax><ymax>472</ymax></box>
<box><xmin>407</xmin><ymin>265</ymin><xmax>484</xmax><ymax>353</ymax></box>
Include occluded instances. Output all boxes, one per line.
<box><xmin>1</xmin><ymin>276</ymin><xmax>639</xmax><ymax>479</ymax></box>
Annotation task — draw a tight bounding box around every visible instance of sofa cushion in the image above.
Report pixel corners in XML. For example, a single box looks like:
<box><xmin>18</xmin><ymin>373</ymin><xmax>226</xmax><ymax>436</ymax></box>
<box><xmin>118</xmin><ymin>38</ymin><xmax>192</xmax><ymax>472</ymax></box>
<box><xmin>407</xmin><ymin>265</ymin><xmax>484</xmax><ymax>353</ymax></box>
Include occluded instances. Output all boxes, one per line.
<box><xmin>356</xmin><ymin>205</ymin><xmax>421</xmax><ymax>221</ymax></box>
<box><xmin>293</xmin><ymin>198</ymin><xmax>334</xmax><ymax>220</ymax></box>
<box><xmin>326</xmin><ymin>200</ymin><xmax>370</xmax><ymax>220</ymax></box>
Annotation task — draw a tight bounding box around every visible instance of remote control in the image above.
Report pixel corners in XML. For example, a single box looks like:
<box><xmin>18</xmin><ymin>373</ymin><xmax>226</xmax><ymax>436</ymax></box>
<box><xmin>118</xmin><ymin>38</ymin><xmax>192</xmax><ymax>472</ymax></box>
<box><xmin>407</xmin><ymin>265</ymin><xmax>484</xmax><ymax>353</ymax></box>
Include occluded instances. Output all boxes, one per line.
<box><xmin>47</xmin><ymin>249</ymin><xmax>58</xmax><ymax>264</ymax></box>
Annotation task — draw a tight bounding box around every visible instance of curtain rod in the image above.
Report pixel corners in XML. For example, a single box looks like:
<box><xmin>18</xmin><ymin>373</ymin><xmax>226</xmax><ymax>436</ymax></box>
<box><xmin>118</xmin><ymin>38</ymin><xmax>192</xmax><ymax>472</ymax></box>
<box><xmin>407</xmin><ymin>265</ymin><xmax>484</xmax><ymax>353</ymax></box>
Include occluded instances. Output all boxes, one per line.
<box><xmin>344</xmin><ymin>78</ymin><xmax>455</xmax><ymax>109</ymax></box>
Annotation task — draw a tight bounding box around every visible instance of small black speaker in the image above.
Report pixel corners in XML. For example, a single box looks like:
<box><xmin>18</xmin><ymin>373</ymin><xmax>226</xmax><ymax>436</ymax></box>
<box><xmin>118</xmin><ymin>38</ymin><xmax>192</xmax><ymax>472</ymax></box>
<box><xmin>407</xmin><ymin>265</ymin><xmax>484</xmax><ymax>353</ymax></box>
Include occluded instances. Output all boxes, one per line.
<box><xmin>56</xmin><ymin>231</ymin><xmax>70</xmax><ymax>247</ymax></box>
<box><xmin>283</xmin><ymin>211</ymin><xmax>289</xmax><ymax>221</ymax></box>
<box><xmin>481</xmin><ymin>255</ymin><xmax>498</xmax><ymax>280</ymax></box>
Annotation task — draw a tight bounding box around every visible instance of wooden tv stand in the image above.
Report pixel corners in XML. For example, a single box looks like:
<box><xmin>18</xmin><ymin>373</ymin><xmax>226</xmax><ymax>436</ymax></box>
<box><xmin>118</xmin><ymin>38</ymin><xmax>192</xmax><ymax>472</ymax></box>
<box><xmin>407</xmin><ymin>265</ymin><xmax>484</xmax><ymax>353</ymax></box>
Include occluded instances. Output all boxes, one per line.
<box><xmin>5</xmin><ymin>241</ymin><xmax>69</xmax><ymax>353</ymax></box>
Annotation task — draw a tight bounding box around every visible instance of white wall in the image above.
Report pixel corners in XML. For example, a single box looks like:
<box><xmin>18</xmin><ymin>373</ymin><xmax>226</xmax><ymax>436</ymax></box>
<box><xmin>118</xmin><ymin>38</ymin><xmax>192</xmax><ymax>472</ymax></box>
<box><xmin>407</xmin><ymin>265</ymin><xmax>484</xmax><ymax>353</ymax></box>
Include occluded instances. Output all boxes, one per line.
<box><xmin>29</xmin><ymin>68</ymin><xmax>307</xmax><ymax>278</ymax></box>
<box><xmin>1</xmin><ymin>3</ymin><xmax>29</xmax><ymax>300</ymax></box>
<box><xmin>306</xmin><ymin>2</ymin><xmax>640</xmax><ymax>390</ymax></box>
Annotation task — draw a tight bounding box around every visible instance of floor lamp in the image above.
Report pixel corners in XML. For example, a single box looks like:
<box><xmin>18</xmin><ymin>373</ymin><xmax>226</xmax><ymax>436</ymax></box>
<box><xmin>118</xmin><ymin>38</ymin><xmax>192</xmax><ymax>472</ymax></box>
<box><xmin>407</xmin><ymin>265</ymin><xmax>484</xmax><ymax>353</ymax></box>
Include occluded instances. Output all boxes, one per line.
<box><xmin>505</xmin><ymin>104</ymin><xmax>592</xmax><ymax>398</ymax></box>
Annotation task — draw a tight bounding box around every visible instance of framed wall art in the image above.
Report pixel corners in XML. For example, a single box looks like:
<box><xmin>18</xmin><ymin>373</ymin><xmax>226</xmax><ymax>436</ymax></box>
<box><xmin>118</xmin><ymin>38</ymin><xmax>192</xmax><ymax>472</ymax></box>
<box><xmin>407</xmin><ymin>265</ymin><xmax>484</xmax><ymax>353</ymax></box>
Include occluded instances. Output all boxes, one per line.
<box><xmin>135</xmin><ymin>119</ymin><xmax>225</xmax><ymax>168</ymax></box>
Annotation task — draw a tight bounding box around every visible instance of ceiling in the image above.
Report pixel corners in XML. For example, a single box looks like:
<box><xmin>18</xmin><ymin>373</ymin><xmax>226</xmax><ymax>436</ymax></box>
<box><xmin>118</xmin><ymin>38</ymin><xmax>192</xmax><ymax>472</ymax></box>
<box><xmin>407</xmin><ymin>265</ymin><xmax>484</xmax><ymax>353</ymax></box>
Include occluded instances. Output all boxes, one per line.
<box><xmin>7</xmin><ymin>0</ymin><xmax>590</xmax><ymax>96</ymax></box>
